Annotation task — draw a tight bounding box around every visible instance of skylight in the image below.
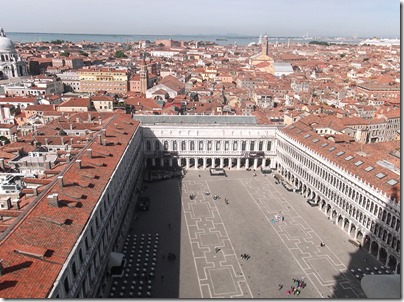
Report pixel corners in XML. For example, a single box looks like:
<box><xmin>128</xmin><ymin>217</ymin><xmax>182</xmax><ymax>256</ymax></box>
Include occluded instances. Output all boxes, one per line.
<box><xmin>329</xmin><ymin>147</ymin><xmax>336</xmax><ymax>151</ymax></box>
<box><xmin>345</xmin><ymin>155</ymin><xmax>354</xmax><ymax>161</ymax></box>
<box><xmin>304</xmin><ymin>134</ymin><xmax>311</xmax><ymax>139</ymax></box>
<box><xmin>312</xmin><ymin>138</ymin><xmax>319</xmax><ymax>143</ymax></box>
<box><xmin>336</xmin><ymin>151</ymin><xmax>345</xmax><ymax>156</ymax></box>
<box><xmin>321</xmin><ymin>143</ymin><xmax>328</xmax><ymax>147</ymax></box>
<box><xmin>387</xmin><ymin>179</ymin><xmax>398</xmax><ymax>186</ymax></box>
<box><xmin>365</xmin><ymin>166</ymin><xmax>374</xmax><ymax>172</ymax></box>
<box><xmin>354</xmin><ymin>160</ymin><xmax>363</xmax><ymax>166</ymax></box>
<box><xmin>375</xmin><ymin>173</ymin><xmax>386</xmax><ymax>179</ymax></box>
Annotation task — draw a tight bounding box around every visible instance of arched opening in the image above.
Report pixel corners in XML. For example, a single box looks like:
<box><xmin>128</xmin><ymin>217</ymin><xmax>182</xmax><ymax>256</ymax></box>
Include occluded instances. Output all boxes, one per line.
<box><xmin>356</xmin><ymin>230</ymin><xmax>363</xmax><ymax>242</ymax></box>
<box><xmin>350</xmin><ymin>224</ymin><xmax>356</xmax><ymax>237</ymax></box>
<box><xmin>197</xmin><ymin>158</ymin><xmax>203</xmax><ymax>168</ymax></box>
<box><xmin>387</xmin><ymin>255</ymin><xmax>397</xmax><ymax>271</ymax></box>
<box><xmin>189</xmin><ymin>158</ymin><xmax>196</xmax><ymax>168</ymax></box>
<box><xmin>223</xmin><ymin>158</ymin><xmax>229</xmax><ymax>168</ymax></box>
<box><xmin>180</xmin><ymin>158</ymin><xmax>186</xmax><ymax>167</ymax></box>
<box><xmin>343</xmin><ymin>218</ymin><xmax>350</xmax><ymax>232</ymax></box>
<box><xmin>214</xmin><ymin>158</ymin><xmax>220</xmax><ymax>167</ymax></box>
<box><xmin>19</xmin><ymin>65</ymin><xmax>23</xmax><ymax>76</ymax></box>
<box><xmin>206</xmin><ymin>158</ymin><xmax>212</xmax><ymax>168</ymax></box>
<box><xmin>337</xmin><ymin>215</ymin><xmax>343</xmax><ymax>228</ymax></box>
<box><xmin>370</xmin><ymin>241</ymin><xmax>379</xmax><ymax>257</ymax></box>
<box><xmin>326</xmin><ymin>204</ymin><xmax>331</xmax><ymax>215</ymax></box>
<box><xmin>378</xmin><ymin>248</ymin><xmax>387</xmax><ymax>265</ymax></box>
<box><xmin>363</xmin><ymin>235</ymin><xmax>371</xmax><ymax>251</ymax></box>
<box><xmin>146</xmin><ymin>158</ymin><xmax>152</xmax><ymax>167</ymax></box>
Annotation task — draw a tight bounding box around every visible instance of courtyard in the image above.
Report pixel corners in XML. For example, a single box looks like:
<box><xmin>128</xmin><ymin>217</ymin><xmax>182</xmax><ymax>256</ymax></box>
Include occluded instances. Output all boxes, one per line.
<box><xmin>109</xmin><ymin>169</ymin><xmax>390</xmax><ymax>298</ymax></box>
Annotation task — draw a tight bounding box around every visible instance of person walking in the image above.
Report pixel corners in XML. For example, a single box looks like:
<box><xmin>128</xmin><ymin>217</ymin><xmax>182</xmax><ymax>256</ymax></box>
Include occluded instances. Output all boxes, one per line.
<box><xmin>279</xmin><ymin>284</ymin><xmax>283</xmax><ymax>291</ymax></box>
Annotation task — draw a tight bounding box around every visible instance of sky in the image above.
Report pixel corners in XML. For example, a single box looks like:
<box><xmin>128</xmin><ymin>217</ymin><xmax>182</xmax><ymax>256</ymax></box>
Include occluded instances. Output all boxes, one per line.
<box><xmin>2</xmin><ymin>0</ymin><xmax>400</xmax><ymax>37</ymax></box>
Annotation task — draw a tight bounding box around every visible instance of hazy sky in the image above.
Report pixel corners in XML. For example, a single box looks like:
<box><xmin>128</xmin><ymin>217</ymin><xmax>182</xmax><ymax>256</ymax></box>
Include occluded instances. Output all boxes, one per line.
<box><xmin>2</xmin><ymin>0</ymin><xmax>400</xmax><ymax>37</ymax></box>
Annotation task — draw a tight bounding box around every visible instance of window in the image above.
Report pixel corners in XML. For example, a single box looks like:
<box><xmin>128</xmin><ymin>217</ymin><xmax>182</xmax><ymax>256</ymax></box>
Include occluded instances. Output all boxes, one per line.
<box><xmin>233</xmin><ymin>141</ymin><xmax>238</xmax><ymax>151</ymax></box>
<box><xmin>64</xmin><ymin>277</ymin><xmax>70</xmax><ymax>295</ymax></box>
<box><xmin>199</xmin><ymin>141</ymin><xmax>203</xmax><ymax>151</ymax></box>
<box><xmin>181</xmin><ymin>141</ymin><xmax>186</xmax><ymax>151</ymax></box>
<box><xmin>365</xmin><ymin>166</ymin><xmax>374</xmax><ymax>172</ymax></box>
<box><xmin>250</xmin><ymin>141</ymin><xmax>255</xmax><ymax>151</ymax></box>
<box><xmin>164</xmin><ymin>141</ymin><xmax>168</xmax><ymax>151</ymax></box>
<box><xmin>216</xmin><ymin>141</ymin><xmax>221</xmax><ymax>151</ymax></box>
<box><xmin>258</xmin><ymin>141</ymin><xmax>263</xmax><ymax>151</ymax></box>
<box><xmin>267</xmin><ymin>141</ymin><xmax>272</xmax><ymax>151</ymax></box>
<box><xmin>336</xmin><ymin>151</ymin><xmax>345</xmax><ymax>156</ymax></box>
<box><xmin>155</xmin><ymin>141</ymin><xmax>160</xmax><ymax>151</ymax></box>
<box><xmin>79</xmin><ymin>249</ymin><xmax>83</xmax><ymax>263</ymax></box>
<box><xmin>225</xmin><ymin>141</ymin><xmax>229</xmax><ymax>151</ymax></box>
<box><xmin>354</xmin><ymin>160</ymin><xmax>363</xmax><ymax>166</ymax></box>
<box><xmin>387</xmin><ymin>179</ymin><xmax>398</xmax><ymax>186</ymax></box>
<box><xmin>190</xmin><ymin>141</ymin><xmax>195</xmax><ymax>151</ymax></box>
<box><xmin>72</xmin><ymin>261</ymin><xmax>77</xmax><ymax>277</ymax></box>
<box><xmin>312</xmin><ymin>138</ymin><xmax>319</xmax><ymax>143</ymax></box>
<box><xmin>328</xmin><ymin>147</ymin><xmax>336</xmax><ymax>151</ymax></box>
<box><xmin>146</xmin><ymin>141</ymin><xmax>151</xmax><ymax>151</ymax></box>
<box><xmin>207</xmin><ymin>141</ymin><xmax>212</xmax><ymax>151</ymax></box>
<box><xmin>345</xmin><ymin>155</ymin><xmax>353</xmax><ymax>161</ymax></box>
<box><xmin>173</xmin><ymin>141</ymin><xmax>177</xmax><ymax>151</ymax></box>
<box><xmin>241</xmin><ymin>141</ymin><xmax>246</xmax><ymax>151</ymax></box>
<box><xmin>304</xmin><ymin>134</ymin><xmax>311</xmax><ymax>138</ymax></box>
<box><xmin>375</xmin><ymin>173</ymin><xmax>386</xmax><ymax>179</ymax></box>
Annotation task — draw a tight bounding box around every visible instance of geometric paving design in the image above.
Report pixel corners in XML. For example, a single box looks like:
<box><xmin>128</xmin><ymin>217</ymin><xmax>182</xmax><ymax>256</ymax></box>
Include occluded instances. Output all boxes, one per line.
<box><xmin>181</xmin><ymin>180</ymin><xmax>253</xmax><ymax>298</ymax></box>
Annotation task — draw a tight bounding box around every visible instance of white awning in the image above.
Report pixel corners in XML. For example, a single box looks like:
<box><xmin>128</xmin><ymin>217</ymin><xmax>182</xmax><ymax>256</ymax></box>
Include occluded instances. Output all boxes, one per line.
<box><xmin>361</xmin><ymin>274</ymin><xmax>400</xmax><ymax>298</ymax></box>
<box><xmin>108</xmin><ymin>252</ymin><xmax>124</xmax><ymax>270</ymax></box>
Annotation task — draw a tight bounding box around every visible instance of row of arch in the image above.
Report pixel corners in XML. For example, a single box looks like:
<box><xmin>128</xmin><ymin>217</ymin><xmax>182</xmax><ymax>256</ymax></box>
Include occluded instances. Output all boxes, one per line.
<box><xmin>276</xmin><ymin>151</ymin><xmax>400</xmax><ymax>273</ymax></box>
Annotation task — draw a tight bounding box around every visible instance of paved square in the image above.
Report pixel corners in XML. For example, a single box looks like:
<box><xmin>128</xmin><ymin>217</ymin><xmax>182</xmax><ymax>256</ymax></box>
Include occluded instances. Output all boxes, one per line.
<box><xmin>209</xmin><ymin>267</ymin><xmax>238</xmax><ymax>295</ymax></box>
<box><xmin>115</xmin><ymin>170</ymin><xmax>385</xmax><ymax>299</ymax></box>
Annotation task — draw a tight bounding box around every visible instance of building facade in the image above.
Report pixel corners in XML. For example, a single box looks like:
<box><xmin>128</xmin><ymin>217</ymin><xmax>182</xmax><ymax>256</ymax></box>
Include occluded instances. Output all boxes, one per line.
<box><xmin>78</xmin><ymin>68</ymin><xmax>128</xmax><ymax>94</ymax></box>
<box><xmin>0</xmin><ymin>28</ymin><xmax>28</xmax><ymax>80</ymax></box>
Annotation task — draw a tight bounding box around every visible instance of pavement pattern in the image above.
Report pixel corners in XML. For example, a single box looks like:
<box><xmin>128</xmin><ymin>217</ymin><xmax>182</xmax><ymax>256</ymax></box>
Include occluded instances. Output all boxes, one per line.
<box><xmin>107</xmin><ymin>170</ymin><xmax>391</xmax><ymax>298</ymax></box>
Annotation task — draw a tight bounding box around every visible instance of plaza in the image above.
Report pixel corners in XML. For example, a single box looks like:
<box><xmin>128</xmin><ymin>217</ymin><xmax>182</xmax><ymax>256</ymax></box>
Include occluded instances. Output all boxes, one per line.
<box><xmin>110</xmin><ymin>170</ymin><xmax>391</xmax><ymax>298</ymax></box>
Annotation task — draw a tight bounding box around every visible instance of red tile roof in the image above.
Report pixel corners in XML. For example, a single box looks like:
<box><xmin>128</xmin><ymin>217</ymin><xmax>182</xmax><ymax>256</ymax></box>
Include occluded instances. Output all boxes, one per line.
<box><xmin>0</xmin><ymin>113</ymin><xmax>140</xmax><ymax>298</ymax></box>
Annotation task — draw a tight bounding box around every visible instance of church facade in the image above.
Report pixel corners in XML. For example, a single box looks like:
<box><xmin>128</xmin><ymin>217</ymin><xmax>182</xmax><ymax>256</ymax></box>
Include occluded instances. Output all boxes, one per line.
<box><xmin>0</xmin><ymin>28</ymin><xmax>28</xmax><ymax>80</ymax></box>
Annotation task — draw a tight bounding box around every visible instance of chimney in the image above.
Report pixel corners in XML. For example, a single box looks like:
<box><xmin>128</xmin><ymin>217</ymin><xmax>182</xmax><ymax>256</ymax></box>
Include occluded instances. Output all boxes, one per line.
<box><xmin>101</xmin><ymin>129</ymin><xmax>106</xmax><ymax>137</ymax></box>
<box><xmin>34</xmin><ymin>141</ymin><xmax>38</xmax><ymax>148</ymax></box>
<box><xmin>70</xmin><ymin>138</ymin><xmax>73</xmax><ymax>145</ymax></box>
<box><xmin>76</xmin><ymin>159</ymin><xmax>82</xmax><ymax>169</ymax></box>
<box><xmin>70</xmin><ymin>124</ymin><xmax>73</xmax><ymax>130</ymax></box>
<box><xmin>58</xmin><ymin>176</ymin><xmax>64</xmax><ymax>188</ymax></box>
<box><xmin>33</xmin><ymin>187</ymin><xmax>38</xmax><ymax>196</ymax></box>
<box><xmin>61</xmin><ymin>137</ymin><xmax>64</xmax><ymax>145</ymax></box>
<box><xmin>97</xmin><ymin>134</ymin><xmax>102</xmax><ymax>144</ymax></box>
<box><xmin>98</xmin><ymin>116</ymin><xmax>102</xmax><ymax>125</ymax></box>
<box><xmin>102</xmin><ymin>139</ymin><xmax>107</xmax><ymax>146</ymax></box>
<box><xmin>87</xmin><ymin>149</ymin><xmax>92</xmax><ymax>158</ymax></box>
<box><xmin>88</xmin><ymin>113</ymin><xmax>91</xmax><ymax>122</ymax></box>
<box><xmin>44</xmin><ymin>138</ymin><xmax>49</xmax><ymax>145</ymax></box>
<box><xmin>0</xmin><ymin>158</ymin><xmax>5</xmax><ymax>171</ymax></box>
<box><xmin>47</xmin><ymin>193</ymin><xmax>60</xmax><ymax>208</ymax></box>
<box><xmin>76</xmin><ymin>117</ymin><xmax>80</xmax><ymax>123</ymax></box>
<box><xmin>0</xmin><ymin>260</ymin><xmax>4</xmax><ymax>276</ymax></box>
<box><xmin>66</xmin><ymin>153</ymin><xmax>71</xmax><ymax>162</ymax></box>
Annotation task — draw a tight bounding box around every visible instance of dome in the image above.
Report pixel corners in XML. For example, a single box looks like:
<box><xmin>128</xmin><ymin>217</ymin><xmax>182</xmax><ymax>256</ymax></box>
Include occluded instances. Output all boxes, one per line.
<box><xmin>0</xmin><ymin>28</ymin><xmax>15</xmax><ymax>52</ymax></box>
<box><xmin>0</xmin><ymin>36</ymin><xmax>14</xmax><ymax>51</ymax></box>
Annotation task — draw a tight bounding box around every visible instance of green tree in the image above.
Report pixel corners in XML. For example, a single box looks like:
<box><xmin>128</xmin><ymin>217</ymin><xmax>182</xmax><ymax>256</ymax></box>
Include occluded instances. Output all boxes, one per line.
<box><xmin>0</xmin><ymin>136</ymin><xmax>10</xmax><ymax>145</ymax></box>
<box><xmin>114</xmin><ymin>50</ymin><xmax>127</xmax><ymax>58</ymax></box>
<box><xmin>79</xmin><ymin>50</ymin><xmax>89</xmax><ymax>57</ymax></box>
<box><xmin>60</xmin><ymin>51</ymin><xmax>70</xmax><ymax>57</ymax></box>
<box><xmin>51</xmin><ymin>39</ymin><xmax>65</xmax><ymax>44</ymax></box>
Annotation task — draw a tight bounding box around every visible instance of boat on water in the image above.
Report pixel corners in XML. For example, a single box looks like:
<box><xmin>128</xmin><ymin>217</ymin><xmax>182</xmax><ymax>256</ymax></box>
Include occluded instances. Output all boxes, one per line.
<box><xmin>216</xmin><ymin>38</ymin><xmax>228</xmax><ymax>41</ymax></box>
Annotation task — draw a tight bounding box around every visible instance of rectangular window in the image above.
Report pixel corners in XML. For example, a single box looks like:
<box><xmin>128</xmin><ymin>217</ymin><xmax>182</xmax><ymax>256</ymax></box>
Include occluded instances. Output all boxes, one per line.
<box><xmin>64</xmin><ymin>277</ymin><xmax>70</xmax><ymax>295</ymax></box>
<box><xmin>72</xmin><ymin>261</ymin><xmax>77</xmax><ymax>278</ymax></box>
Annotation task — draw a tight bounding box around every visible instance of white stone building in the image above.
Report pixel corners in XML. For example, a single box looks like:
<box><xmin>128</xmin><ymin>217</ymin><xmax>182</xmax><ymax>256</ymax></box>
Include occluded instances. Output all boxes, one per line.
<box><xmin>0</xmin><ymin>28</ymin><xmax>28</xmax><ymax>80</ymax></box>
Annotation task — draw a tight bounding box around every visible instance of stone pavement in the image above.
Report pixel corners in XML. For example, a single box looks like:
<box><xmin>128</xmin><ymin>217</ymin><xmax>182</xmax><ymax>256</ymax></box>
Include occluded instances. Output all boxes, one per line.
<box><xmin>108</xmin><ymin>170</ymin><xmax>390</xmax><ymax>298</ymax></box>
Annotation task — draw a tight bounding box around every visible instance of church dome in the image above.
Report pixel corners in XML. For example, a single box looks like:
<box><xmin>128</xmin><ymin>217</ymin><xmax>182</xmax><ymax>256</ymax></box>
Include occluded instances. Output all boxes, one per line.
<box><xmin>0</xmin><ymin>28</ymin><xmax>15</xmax><ymax>52</ymax></box>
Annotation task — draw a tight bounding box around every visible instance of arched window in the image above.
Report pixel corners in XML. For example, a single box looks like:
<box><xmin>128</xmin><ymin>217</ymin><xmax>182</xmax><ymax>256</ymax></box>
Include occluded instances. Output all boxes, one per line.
<box><xmin>208</xmin><ymin>141</ymin><xmax>212</xmax><ymax>151</ymax></box>
<box><xmin>164</xmin><ymin>140</ymin><xmax>168</xmax><ymax>151</ymax></box>
<box><xmin>173</xmin><ymin>141</ymin><xmax>177</xmax><ymax>151</ymax></box>
<box><xmin>242</xmin><ymin>141</ymin><xmax>246</xmax><ymax>151</ymax></box>
<box><xmin>216</xmin><ymin>141</ymin><xmax>221</xmax><ymax>151</ymax></box>
<box><xmin>225</xmin><ymin>141</ymin><xmax>229</xmax><ymax>151</ymax></box>
<box><xmin>199</xmin><ymin>141</ymin><xmax>203</xmax><ymax>151</ymax></box>
<box><xmin>146</xmin><ymin>140</ymin><xmax>151</xmax><ymax>151</ymax></box>
<box><xmin>233</xmin><ymin>141</ymin><xmax>238</xmax><ymax>151</ymax></box>
<box><xmin>190</xmin><ymin>141</ymin><xmax>195</xmax><ymax>151</ymax></box>
<box><xmin>155</xmin><ymin>140</ymin><xmax>160</xmax><ymax>151</ymax></box>
<box><xmin>181</xmin><ymin>141</ymin><xmax>186</xmax><ymax>151</ymax></box>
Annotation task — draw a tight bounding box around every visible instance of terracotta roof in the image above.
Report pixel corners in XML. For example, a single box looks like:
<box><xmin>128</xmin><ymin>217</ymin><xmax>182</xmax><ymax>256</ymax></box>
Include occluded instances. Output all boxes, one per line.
<box><xmin>0</xmin><ymin>113</ymin><xmax>140</xmax><ymax>298</ymax></box>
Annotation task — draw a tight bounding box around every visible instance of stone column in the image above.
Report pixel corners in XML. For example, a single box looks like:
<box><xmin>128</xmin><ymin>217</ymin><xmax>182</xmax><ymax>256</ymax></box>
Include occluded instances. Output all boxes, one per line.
<box><xmin>246</xmin><ymin>158</ymin><xmax>249</xmax><ymax>169</ymax></box>
<box><xmin>169</xmin><ymin>158</ymin><xmax>173</xmax><ymax>167</ymax></box>
<box><xmin>220</xmin><ymin>158</ymin><xmax>224</xmax><ymax>169</ymax></box>
<box><xmin>177</xmin><ymin>158</ymin><xmax>181</xmax><ymax>167</ymax></box>
<box><xmin>186</xmin><ymin>158</ymin><xmax>190</xmax><ymax>170</ymax></box>
<box><xmin>152</xmin><ymin>158</ymin><xmax>156</xmax><ymax>167</ymax></box>
<box><xmin>237</xmin><ymin>158</ymin><xmax>241</xmax><ymax>169</ymax></box>
<box><xmin>195</xmin><ymin>158</ymin><xmax>199</xmax><ymax>169</ymax></box>
<box><xmin>212</xmin><ymin>158</ymin><xmax>216</xmax><ymax>168</ymax></box>
<box><xmin>270</xmin><ymin>158</ymin><xmax>276</xmax><ymax>169</ymax></box>
<box><xmin>253</xmin><ymin>158</ymin><xmax>258</xmax><ymax>170</ymax></box>
<box><xmin>203</xmin><ymin>157</ymin><xmax>207</xmax><ymax>169</ymax></box>
<box><xmin>262</xmin><ymin>158</ymin><xmax>266</xmax><ymax>170</ymax></box>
